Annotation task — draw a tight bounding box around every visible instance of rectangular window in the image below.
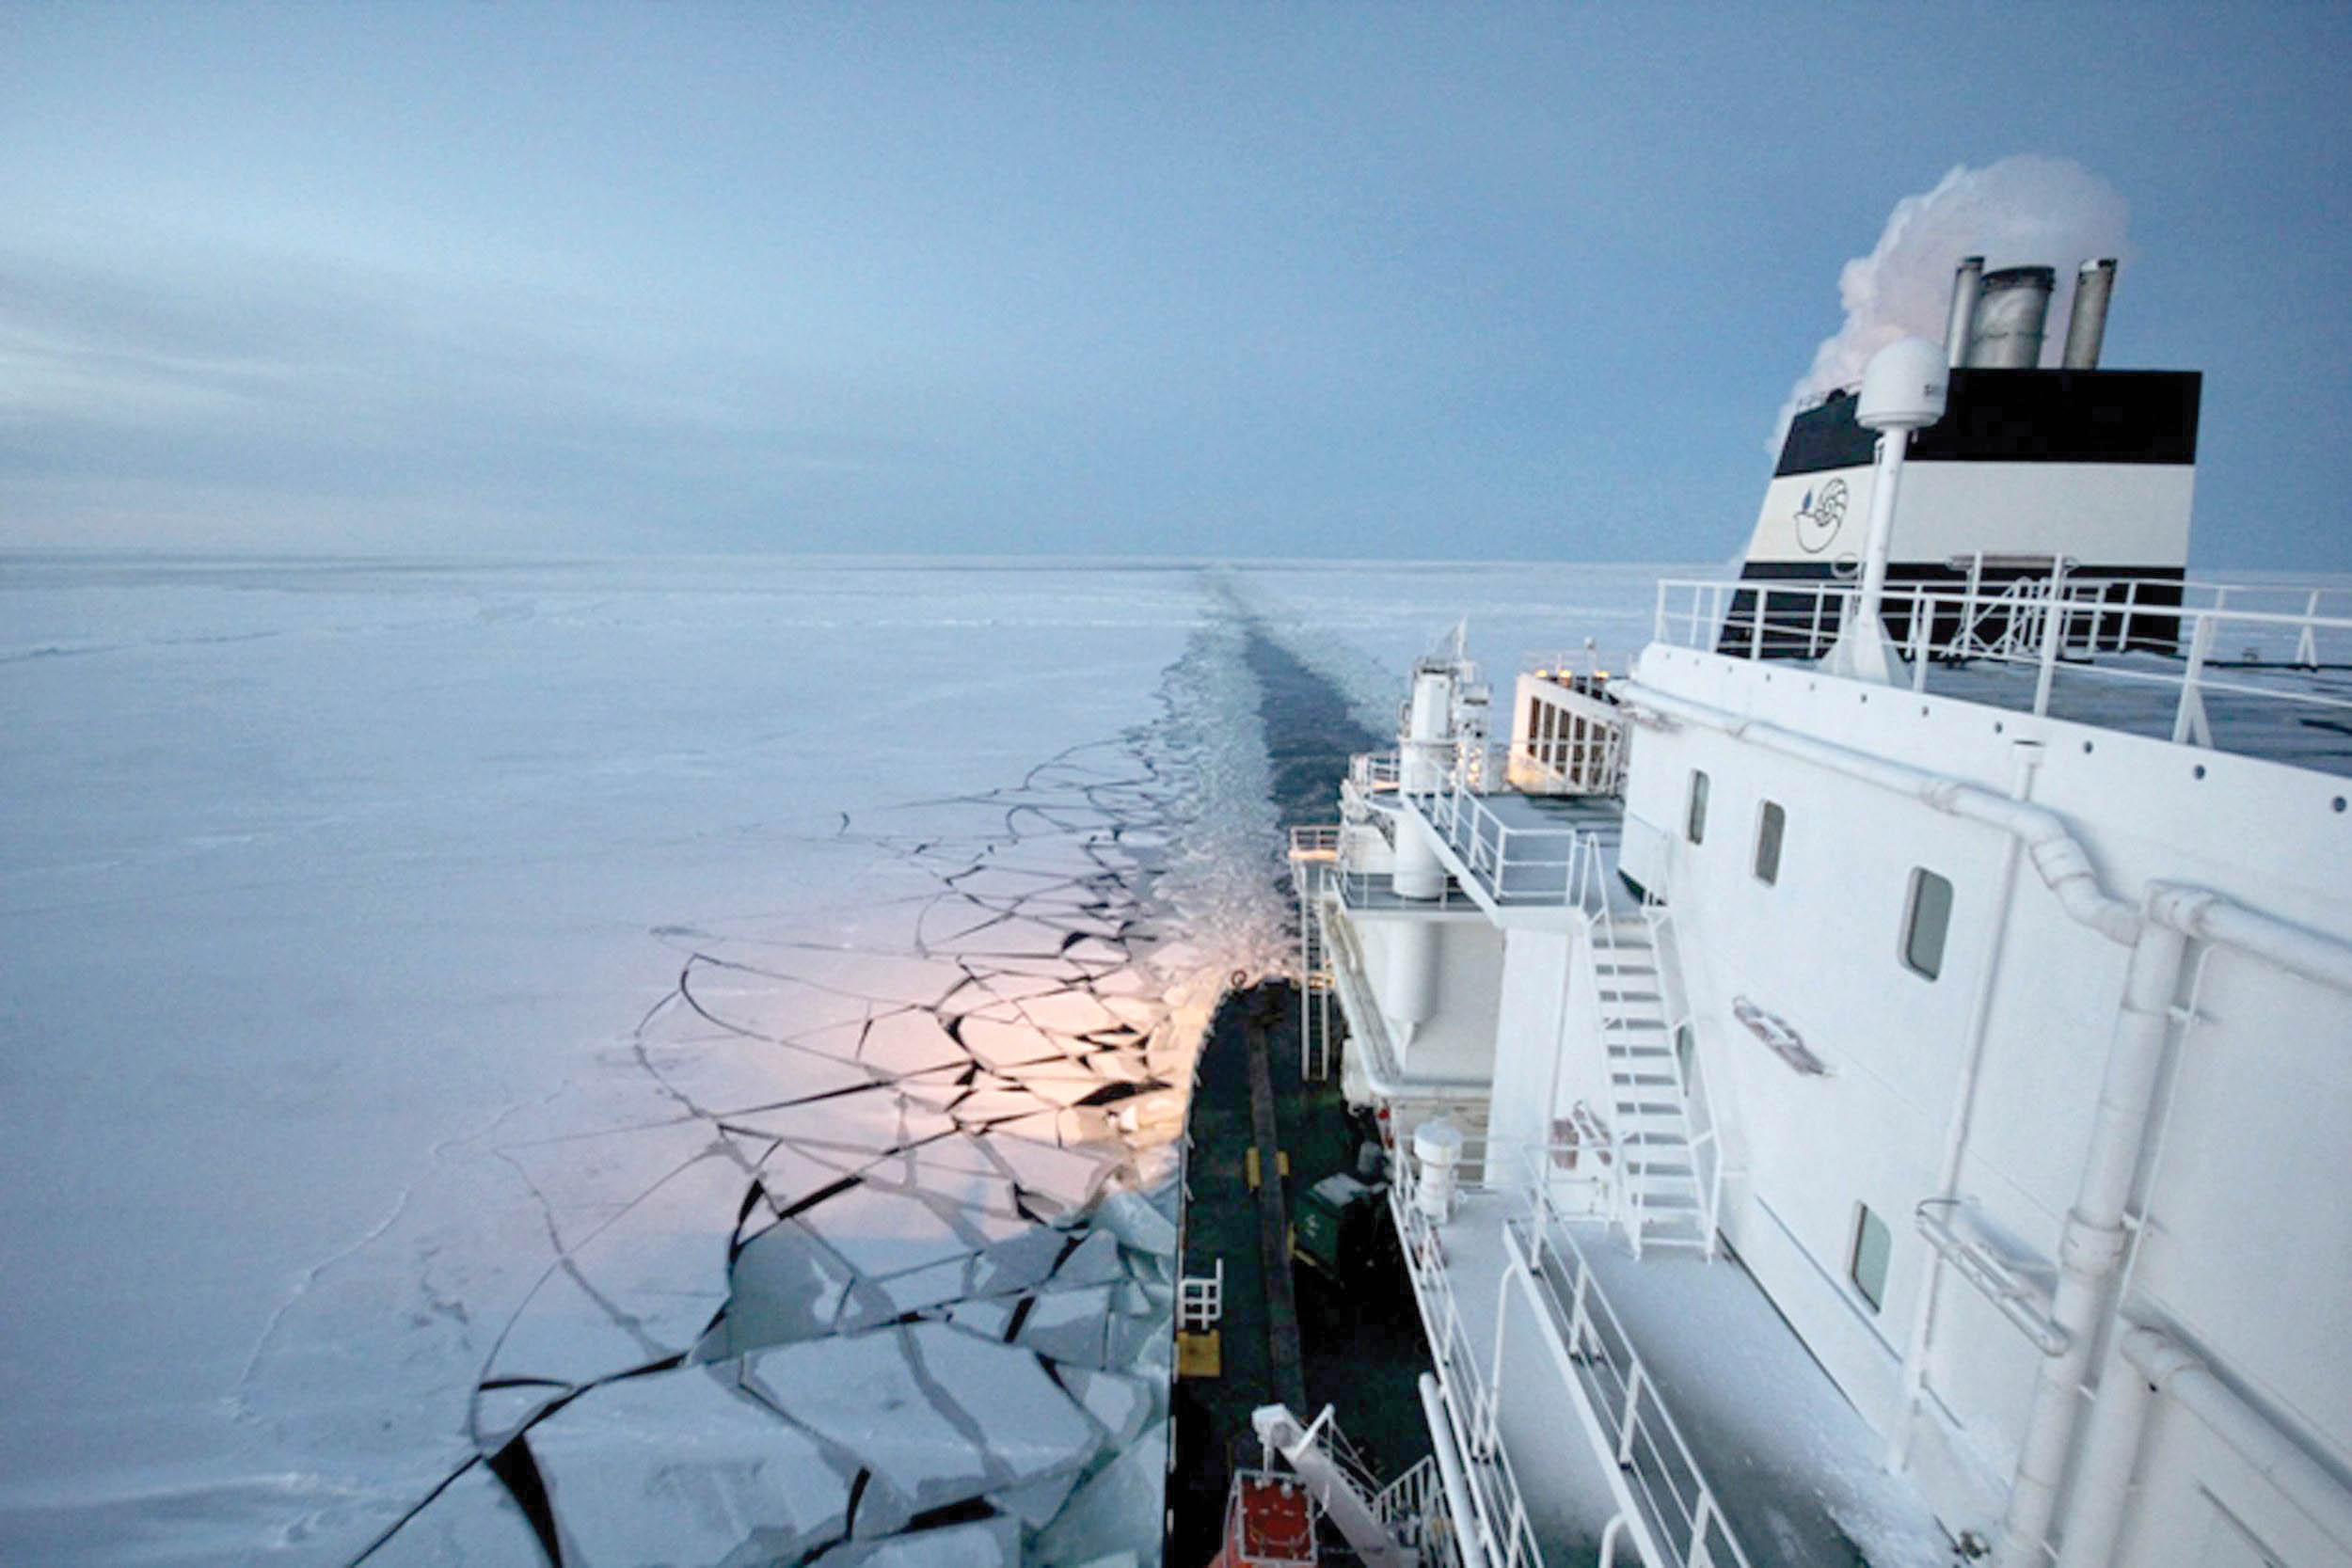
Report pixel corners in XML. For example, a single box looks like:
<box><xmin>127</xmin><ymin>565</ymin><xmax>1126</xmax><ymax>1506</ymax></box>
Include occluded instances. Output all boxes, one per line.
<box><xmin>1903</xmin><ymin>868</ymin><xmax>1954</xmax><ymax>980</ymax></box>
<box><xmin>1851</xmin><ymin>1204</ymin><xmax>1891</xmax><ymax>1312</ymax></box>
<box><xmin>1754</xmin><ymin>800</ymin><xmax>1785</xmax><ymax>885</ymax></box>
<box><xmin>1686</xmin><ymin>770</ymin><xmax>1709</xmax><ymax>844</ymax></box>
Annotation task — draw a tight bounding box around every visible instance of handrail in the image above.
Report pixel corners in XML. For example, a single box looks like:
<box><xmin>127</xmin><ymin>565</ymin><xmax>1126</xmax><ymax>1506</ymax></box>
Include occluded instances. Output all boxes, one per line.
<box><xmin>1389</xmin><ymin>1139</ymin><xmax>1548</xmax><ymax>1568</ymax></box>
<box><xmin>1390</xmin><ymin>1132</ymin><xmax>1754</xmax><ymax>1568</ymax></box>
<box><xmin>1570</xmin><ymin>848</ymin><xmax>1642</xmax><ymax>1250</ymax></box>
<box><xmin>1419</xmin><ymin>767</ymin><xmax>1594</xmax><ymax>906</ymax></box>
<box><xmin>1642</xmin><ymin>905</ymin><xmax>1724</xmax><ymax>1260</ymax></box>
<box><xmin>1375</xmin><ymin>1455</ymin><xmax>1465</xmax><ymax>1568</ymax></box>
<box><xmin>1648</xmin><ymin>574</ymin><xmax>2352</xmax><ymax>760</ymax></box>
<box><xmin>1510</xmin><ymin>1180</ymin><xmax>1755</xmax><ymax>1568</ymax></box>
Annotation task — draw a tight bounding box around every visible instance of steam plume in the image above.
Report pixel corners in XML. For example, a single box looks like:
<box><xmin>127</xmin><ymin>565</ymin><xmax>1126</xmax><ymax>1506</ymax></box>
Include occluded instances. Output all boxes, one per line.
<box><xmin>1773</xmin><ymin>156</ymin><xmax>2130</xmax><ymax>449</ymax></box>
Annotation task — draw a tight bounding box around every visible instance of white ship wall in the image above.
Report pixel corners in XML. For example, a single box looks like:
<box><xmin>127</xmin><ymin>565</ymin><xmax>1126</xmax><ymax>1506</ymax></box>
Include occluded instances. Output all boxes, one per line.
<box><xmin>1349</xmin><ymin>909</ymin><xmax>1505</xmax><ymax>1082</ymax></box>
<box><xmin>1619</xmin><ymin>642</ymin><xmax>2352</xmax><ymax>1556</ymax></box>
<box><xmin>1486</xmin><ymin>927</ymin><xmax>1623</xmax><ymax>1215</ymax></box>
<box><xmin>1745</xmin><ymin>463</ymin><xmax>2194</xmax><ymax>569</ymax></box>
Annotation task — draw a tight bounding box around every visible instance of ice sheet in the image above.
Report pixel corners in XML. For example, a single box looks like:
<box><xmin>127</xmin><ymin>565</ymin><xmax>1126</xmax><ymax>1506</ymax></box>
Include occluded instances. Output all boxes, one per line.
<box><xmin>1</xmin><ymin>554</ymin><xmax>1626</xmax><ymax>1563</ymax></box>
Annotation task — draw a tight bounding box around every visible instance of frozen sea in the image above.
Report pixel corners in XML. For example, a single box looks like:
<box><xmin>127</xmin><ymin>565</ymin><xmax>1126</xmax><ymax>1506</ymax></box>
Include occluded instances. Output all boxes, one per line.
<box><xmin>0</xmin><ymin>554</ymin><xmax>1679</xmax><ymax>1565</ymax></box>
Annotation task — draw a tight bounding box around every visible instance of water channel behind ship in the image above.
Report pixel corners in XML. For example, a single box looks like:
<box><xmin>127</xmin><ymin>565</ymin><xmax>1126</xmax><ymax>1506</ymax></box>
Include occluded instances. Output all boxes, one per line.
<box><xmin>1166</xmin><ymin>624</ymin><xmax>1436</xmax><ymax>1565</ymax></box>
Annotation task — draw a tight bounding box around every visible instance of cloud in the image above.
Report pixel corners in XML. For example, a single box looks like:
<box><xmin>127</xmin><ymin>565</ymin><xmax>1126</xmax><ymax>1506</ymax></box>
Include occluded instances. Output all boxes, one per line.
<box><xmin>1771</xmin><ymin>155</ymin><xmax>2131</xmax><ymax>450</ymax></box>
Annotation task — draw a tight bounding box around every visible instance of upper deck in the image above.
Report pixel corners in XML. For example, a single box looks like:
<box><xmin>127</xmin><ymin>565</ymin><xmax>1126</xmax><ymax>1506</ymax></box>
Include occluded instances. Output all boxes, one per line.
<box><xmin>1661</xmin><ymin>574</ymin><xmax>2352</xmax><ymax>778</ymax></box>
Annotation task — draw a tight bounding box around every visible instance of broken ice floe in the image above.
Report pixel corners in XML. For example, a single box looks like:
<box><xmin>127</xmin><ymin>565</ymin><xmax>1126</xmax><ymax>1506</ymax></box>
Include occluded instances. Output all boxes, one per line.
<box><xmin>358</xmin><ymin>734</ymin><xmax>1251</xmax><ymax>1566</ymax></box>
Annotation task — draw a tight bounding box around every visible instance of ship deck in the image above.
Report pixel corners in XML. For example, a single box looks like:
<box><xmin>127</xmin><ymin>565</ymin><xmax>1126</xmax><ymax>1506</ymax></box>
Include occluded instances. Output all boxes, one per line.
<box><xmin>1168</xmin><ymin>983</ymin><xmax>1436</xmax><ymax>1565</ymax></box>
<box><xmin>1916</xmin><ymin>654</ymin><xmax>2352</xmax><ymax>776</ymax></box>
<box><xmin>1659</xmin><ymin>574</ymin><xmax>2352</xmax><ymax>778</ymax></box>
<box><xmin>1398</xmin><ymin>786</ymin><xmax>1639</xmax><ymax>917</ymax></box>
<box><xmin>1422</xmin><ymin>1189</ymin><xmax>1954</xmax><ymax>1568</ymax></box>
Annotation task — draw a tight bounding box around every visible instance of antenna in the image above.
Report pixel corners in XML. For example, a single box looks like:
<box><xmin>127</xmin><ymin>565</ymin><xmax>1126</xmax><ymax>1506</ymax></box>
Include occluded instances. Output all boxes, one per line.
<box><xmin>1825</xmin><ymin>337</ymin><xmax>1947</xmax><ymax>684</ymax></box>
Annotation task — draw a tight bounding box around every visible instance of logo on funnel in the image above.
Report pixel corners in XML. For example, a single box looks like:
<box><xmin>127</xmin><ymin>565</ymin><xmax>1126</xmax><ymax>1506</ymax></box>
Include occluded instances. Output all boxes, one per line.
<box><xmin>1794</xmin><ymin>477</ymin><xmax>1849</xmax><ymax>554</ymax></box>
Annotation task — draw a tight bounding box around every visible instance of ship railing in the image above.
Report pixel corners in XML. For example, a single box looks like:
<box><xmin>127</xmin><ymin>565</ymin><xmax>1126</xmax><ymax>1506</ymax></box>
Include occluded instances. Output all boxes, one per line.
<box><xmin>1505</xmin><ymin>1200</ymin><xmax>1755</xmax><ymax>1568</ymax></box>
<box><xmin>1389</xmin><ymin>1133</ymin><xmax>1552</xmax><ymax>1568</ymax></box>
<box><xmin>1643</xmin><ymin>903</ymin><xmax>1726</xmax><ymax>1262</ymax></box>
<box><xmin>1570</xmin><ymin>842</ymin><xmax>1715</xmax><ymax>1260</ymax></box>
<box><xmin>1422</xmin><ymin>767</ymin><xmax>1607</xmax><ymax>908</ymax></box>
<box><xmin>1568</xmin><ymin>853</ymin><xmax>1646</xmax><ymax>1251</ymax></box>
<box><xmin>1652</xmin><ymin>573</ymin><xmax>2352</xmax><ymax>752</ymax></box>
<box><xmin>1302</xmin><ymin>825</ymin><xmax>1478</xmax><ymax>913</ymax></box>
<box><xmin>1289</xmin><ymin>824</ymin><xmax>1342</xmax><ymax>861</ymax></box>
<box><xmin>1289</xmin><ymin>831</ymin><xmax>1339</xmax><ymax>1080</ymax></box>
<box><xmin>1374</xmin><ymin>1455</ymin><xmax>1464</xmax><ymax>1568</ymax></box>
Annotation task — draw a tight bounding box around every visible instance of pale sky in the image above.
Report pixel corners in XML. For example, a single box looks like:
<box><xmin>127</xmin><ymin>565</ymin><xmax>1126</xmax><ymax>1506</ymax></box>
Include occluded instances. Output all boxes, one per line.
<box><xmin>3</xmin><ymin>2</ymin><xmax>2346</xmax><ymax>565</ymax></box>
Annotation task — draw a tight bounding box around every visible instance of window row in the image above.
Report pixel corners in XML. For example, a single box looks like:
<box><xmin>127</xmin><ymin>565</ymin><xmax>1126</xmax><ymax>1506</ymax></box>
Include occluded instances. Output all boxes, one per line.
<box><xmin>1683</xmin><ymin>768</ymin><xmax>1952</xmax><ymax>980</ymax></box>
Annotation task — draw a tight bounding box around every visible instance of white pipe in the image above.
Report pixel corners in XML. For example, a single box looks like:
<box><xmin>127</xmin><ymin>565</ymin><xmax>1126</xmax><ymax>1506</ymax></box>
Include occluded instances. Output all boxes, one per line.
<box><xmin>1598</xmin><ymin>1513</ymin><xmax>1630</xmax><ymax>1568</ymax></box>
<box><xmin>2050</xmin><ymin>1331</ymin><xmax>2157</xmax><ymax>1568</ymax></box>
<box><xmin>2058</xmin><ymin>1326</ymin><xmax>2352</xmax><ymax>1566</ymax></box>
<box><xmin>1992</xmin><ymin>916</ymin><xmax>2187</xmax><ymax>1567</ymax></box>
<box><xmin>1613</xmin><ymin>682</ymin><xmax>2139</xmax><ymax>942</ymax></box>
<box><xmin>1419</xmin><ymin>1373</ymin><xmax>1493</xmax><ymax>1568</ymax></box>
<box><xmin>1386</xmin><ymin>918</ymin><xmax>1441</xmax><ymax>1029</ymax></box>
<box><xmin>1894</xmin><ymin>738</ymin><xmax>2045</xmax><ymax>1470</ymax></box>
<box><xmin>2150</xmin><ymin>880</ymin><xmax>2352</xmax><ymax>994</ymax></box>
<box><xmin>1613</xmin><ymin>677</ymin><xmax>2352</xmax><ymax>1567</ymax></box>
<box><xmin>2122</xmin><ymin>1329</ymin><xmax>2352</xmax><ymax>1553</ymax></box>
<box><xmin>1318</xmin><ymin>896</ymin><xmax>1489</xmax><ymax>1100</ymax></box>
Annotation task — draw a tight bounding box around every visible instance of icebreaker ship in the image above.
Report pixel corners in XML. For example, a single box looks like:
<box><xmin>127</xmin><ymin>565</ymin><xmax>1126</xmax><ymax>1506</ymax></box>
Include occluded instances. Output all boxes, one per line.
<box><xmin>1284</xmin><ymin>258</ymin><xmax>2352</xmax><ymax>1568</ymax></box>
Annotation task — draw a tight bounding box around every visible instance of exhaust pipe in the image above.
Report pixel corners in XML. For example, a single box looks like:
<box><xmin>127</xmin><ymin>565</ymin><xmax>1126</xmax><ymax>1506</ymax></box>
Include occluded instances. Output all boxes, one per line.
<box><xmin>1968</xmin><ymin>265</ymin><xmax>2057</xmax><ymax>368</ymax></box>
<box><xmin>2062</xmin><ymin>258</ymin><xmax>2118</xmax><ymax>370</ymax></box>
<box><xmin>1944</xmin><ymin>256</ymin><xmax>1985</xmax><ymax>365</ymax></box>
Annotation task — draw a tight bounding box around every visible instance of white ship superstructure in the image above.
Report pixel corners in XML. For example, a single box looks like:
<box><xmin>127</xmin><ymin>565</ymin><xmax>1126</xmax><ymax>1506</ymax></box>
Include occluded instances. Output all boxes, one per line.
<box><xmin>1288</xmin><ymin>261</ymin><xmax>2352</xmax><ymax>1568</ymax></box>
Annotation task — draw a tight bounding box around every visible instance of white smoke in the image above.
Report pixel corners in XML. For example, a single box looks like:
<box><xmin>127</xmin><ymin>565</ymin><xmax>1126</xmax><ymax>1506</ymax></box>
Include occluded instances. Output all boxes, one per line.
<box><xmin>1773</xmin><ymin>156</ymin><xmax>2131</xmax><ymax>449</ymax></box>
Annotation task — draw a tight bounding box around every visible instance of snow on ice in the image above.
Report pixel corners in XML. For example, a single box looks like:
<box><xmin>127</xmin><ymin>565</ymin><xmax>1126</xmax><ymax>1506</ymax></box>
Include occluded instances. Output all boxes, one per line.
<box><xmin>0</xmin><ymin>555</ymin><xmax>1663</xmax><ymax>1564</ymax></box>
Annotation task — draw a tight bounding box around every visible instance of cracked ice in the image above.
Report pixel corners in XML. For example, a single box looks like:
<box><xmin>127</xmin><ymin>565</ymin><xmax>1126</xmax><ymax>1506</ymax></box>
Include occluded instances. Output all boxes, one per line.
<box><xmin>357</xmin><ymin>731</ymin><xmax>1260</xmax><ymax>1565</ymax></box>
<box><xmin>0</xmin><ymin>560</ymin><xmax>1317</xmax><ymax>1567</ymax></box>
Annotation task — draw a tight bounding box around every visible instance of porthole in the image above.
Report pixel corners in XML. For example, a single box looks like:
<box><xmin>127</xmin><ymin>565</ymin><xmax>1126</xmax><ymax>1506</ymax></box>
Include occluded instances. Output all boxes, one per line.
<box><xmin>1902</xmin><ymin>868</ymin><xmax>1953</xmax><ymax>980</ymax></box>
<box><xmin>1754</xmin><ymin>801</ymin><xmax>1785</xmax><ymax>885</ymax></box>
<box><xmin>1851</xmin><ymin>1205</ymin><xmax>1892</xmax><ymax>1313</ymax></box>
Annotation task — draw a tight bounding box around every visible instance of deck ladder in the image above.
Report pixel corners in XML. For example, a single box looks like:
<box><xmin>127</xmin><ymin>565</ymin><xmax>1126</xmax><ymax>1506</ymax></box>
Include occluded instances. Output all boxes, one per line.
<box><xmin>1289</xmin><ymin>827</ymin><xmax>1341</xmax><ymax>1082</ymax></box>
<box><xmin>1573</xmin><ymin>851</ymin><xmax>1710</xmax><ymax>1258</ymax></box>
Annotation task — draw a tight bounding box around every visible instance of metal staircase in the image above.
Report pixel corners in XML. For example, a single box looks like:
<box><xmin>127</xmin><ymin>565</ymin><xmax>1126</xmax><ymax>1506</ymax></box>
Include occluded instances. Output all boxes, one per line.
<box><xmin>1289</xmin><ymin>827</ymin><xmax>1340</xmax><ymax>1082</ymax></box>
<box><xmin>1590</xmin><ymin>918</ymin><xmax>1710</xmax><ymax>1256</ymax></box>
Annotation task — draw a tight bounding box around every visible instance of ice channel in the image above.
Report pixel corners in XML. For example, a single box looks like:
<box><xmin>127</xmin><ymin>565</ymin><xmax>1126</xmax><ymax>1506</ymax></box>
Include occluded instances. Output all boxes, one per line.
<box><xmin>332</xmin><ymin>608</ymin><xmax>1295</xmax><ymax>1566</ymax></box>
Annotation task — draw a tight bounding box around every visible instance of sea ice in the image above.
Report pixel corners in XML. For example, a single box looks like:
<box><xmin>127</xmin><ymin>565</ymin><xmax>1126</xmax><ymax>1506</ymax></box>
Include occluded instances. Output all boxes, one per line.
<box><xmin>525</xmin><ymin>1366</ymin><xmax>855</xmax><ymax>1564</ymax></box>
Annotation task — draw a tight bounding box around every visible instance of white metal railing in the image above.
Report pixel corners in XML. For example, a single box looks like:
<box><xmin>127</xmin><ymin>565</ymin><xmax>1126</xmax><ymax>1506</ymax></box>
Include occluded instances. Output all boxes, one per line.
<box><xmin>1569</xmin><ymin>849</ymin><xmax>1714</xmax><ymax>1260</ymax></box>
<box><xmin>1650</xmin><ymin>573</ymin><xmax>2352</xmax><ymax>755</ymax></box>
<box><xmin>1289</xmin><ymin>829</ymin><xmax>1339</xmax><ymax>1081</ymax></box>
<box><xmin>1389</xmin><ymin>1136</ymin><xmax>1754</xmax><ymax>1568</ymax></box>
<box><xmin>1643</xmin><ymin>906</ymin><xmax>1726</xmax><ymax>1262</ymax></box>
<box><xmin>1290</xmin><ymin>824</ymin><xmax>1342</xmax><ymax>861</ymax></box>
<box><xmin>1375</xmin><ymin>1455</ymin><xmax>1464</xmax><ymax>1568</ymax></box>
<box><xmin>1506</xmin><ymin>1209</ymin><xmax>1752</xmax><ymax>1568</ymax></box>
<box><xmin>1178</xmin><ymin>1256</ymin><xmax>1224</xmax><ymax>1333</ymax></box>
<box><xmin>1388</xmin><ymin>1135</ymin><xmax>1547</xmax><ymax>1568</ymax></box>
<box><xmin>1569</xmin><ymin>854</ymin><xmax>1644</xmax><ymax>1249</ymax></box>
<box><xmin>1522</xmin><ymin>646</ymin><xmax>1631</xmax><ymax>682</ymax></box>
<box><xmin>1421</xmin><ymin>767</ymin><xmax>1605</xmax><ymax>907</ymax></box>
